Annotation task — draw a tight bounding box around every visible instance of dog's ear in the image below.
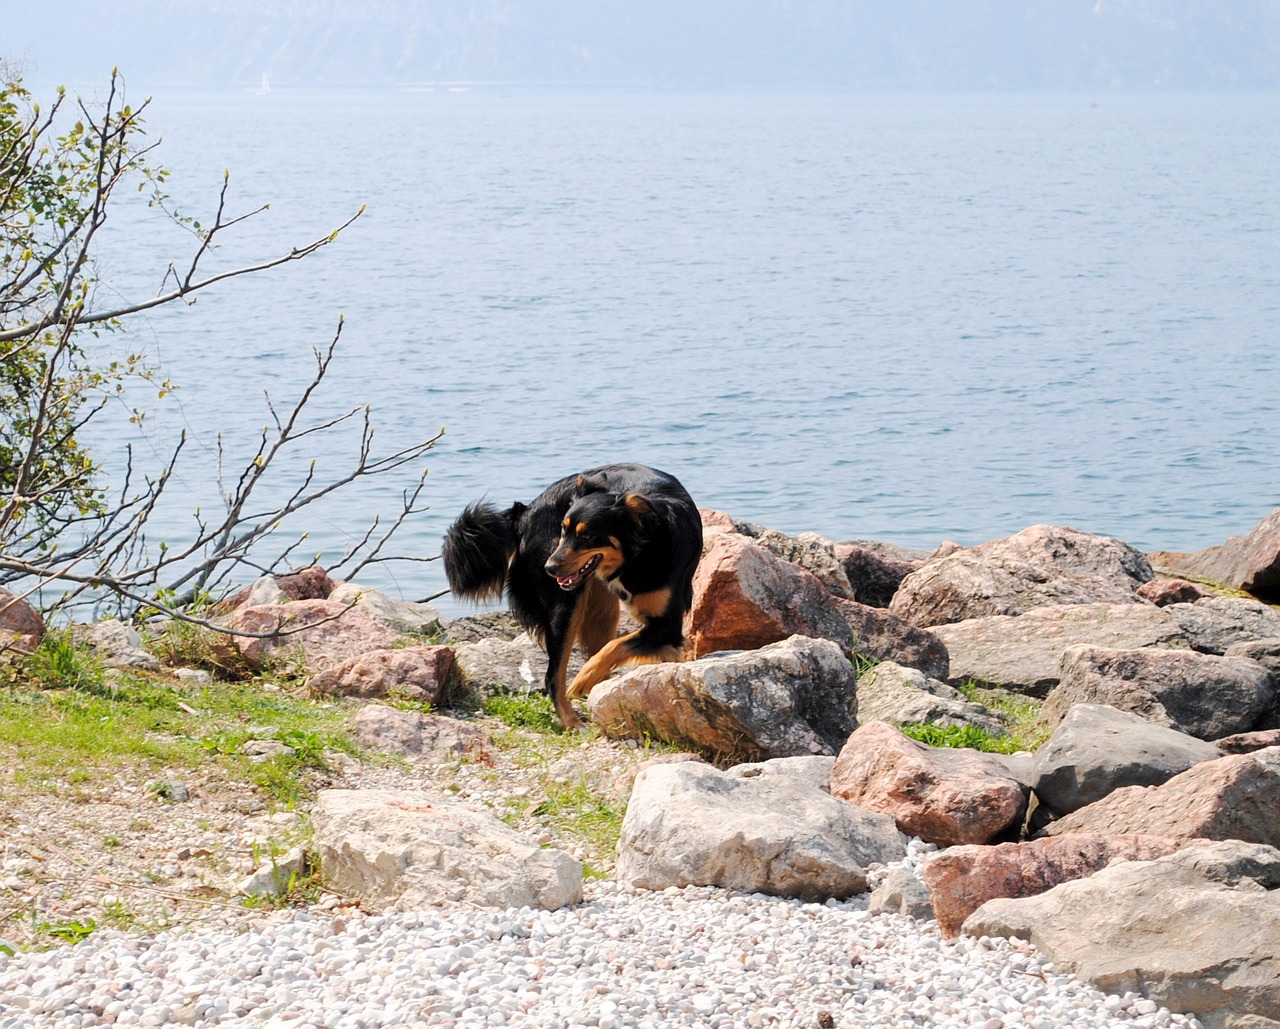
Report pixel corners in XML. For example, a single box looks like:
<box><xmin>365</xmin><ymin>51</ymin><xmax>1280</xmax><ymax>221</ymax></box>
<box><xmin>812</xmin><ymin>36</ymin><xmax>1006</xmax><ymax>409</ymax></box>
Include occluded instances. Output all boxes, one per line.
<box><xmin>621</xmin><ymin>493</ymin><xmax>653</xmax><ymax>522</ymax></box>
<box><xmin>575</xmin><ymin>474</ymin><xmax>608</xmax><ymax>496</ymax></box>
<box><xmin>506</xmin><ymin>501</ymin><xmax>528</xmax><ymax>528</ymax></box>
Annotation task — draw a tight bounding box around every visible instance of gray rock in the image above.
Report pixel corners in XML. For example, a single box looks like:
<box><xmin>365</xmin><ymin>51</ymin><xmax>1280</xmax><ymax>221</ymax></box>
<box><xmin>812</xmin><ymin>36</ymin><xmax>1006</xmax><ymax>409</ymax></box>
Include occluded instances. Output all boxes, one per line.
<box><xmin>1226</xmin><ymin>636</ymin><xmax>1280</xmax><ymax>675</ymax></box>
<box><xmin>1166</xmin><ymin>595</ymin><xmax>1280</xmax><ymax>654</ymax></box>
<box><xmin>327</xmin><ymin>582</ymin><xmax>443</xmax><ymax>635</ymax></box>
<box><xmin>751</xmin><ymin>528</ymin><xmax>857</xmax><ymax>599</ymax></box>
<box><xmin>1040</xmin><ymin>747</ymin><xmax>1280</xmax><ymax>849</ymax></box>
<box><xmin>349</xmin><ymin>705</ymin><xmax>495</xmax><ymax>763</ymax></box>
<box><xmin>313</xmin><ymin>789</ymin><xmax>582</xmax><ymax>911</ymax></box>
<box><xmin>1044</xmin><ymin>647</ymin><xmax>1274</xmax><ymax>741</ymax></box>
<box><xmin>868</xmin><ymin>867</ymin><xmax>936</xmax><ymax>921</ymax></box>
<box><xmin>240</xmin><ymin>739</ymin><xmax>296</xmax><ymax>762</ymax></box>
<box><xmin>453</xmin><ymin>634</ymin><xmax>576</xmax><ymax>696</ymax></box>
<box><xmin>726</xmin><ymin>755</ymin><xmax>837</xmax><ymax>792</ymax></box>
<box><xmin>76</xmin><ymin>618</ymin><xmax>162</xmax><ymax>671</ymax></box>
<box><xmin>929</xmin><ymin>602</ymin><xmax>1188</xmax><ymax>696</ymax></box>
<box><xmin>589</xmin><ymin>635</ymin><xmax>858</xmax><ymax>762</ymax></box>
<box><xmin>616</xmin><ymin>760</ymin><xmax>905</xmax><ymax>900</ymax></box>
<box><xmin>1031</xmin><ymin>703</ymin><xmax>1222</xmax><ymax>818</ymax></box>
<box><xmin>834</xmin><ymin>540</ymin><xmax>926</xmax><ymax>609</ymax></box>
<box><xmin>890</xmin><ymin>525</ymin><xmax>1153</xmax><ymax>627</ymax></box>
<box><xmin>440</xmin><ymin>609</ymin><xmax>526</xmax><ymax>644</ymax></box>
<box><xmin>856</xmin><ymin>660</ymin><xmax>1006</xmax><ymax>736</ymax></box>
<box><xmin>237</xmin><ymin>846</ymin><xmax>308</xmax><ymax>899</ymax></box>
<box><xmin>962</xmin><ymin>840</ymin><xmax>1280</xmax><ymax>1029</ymax></box>
<box><xmin>1227</xmin><ymin>637</ymin><xmax>1280</xmax><ymax>730</ymax></box>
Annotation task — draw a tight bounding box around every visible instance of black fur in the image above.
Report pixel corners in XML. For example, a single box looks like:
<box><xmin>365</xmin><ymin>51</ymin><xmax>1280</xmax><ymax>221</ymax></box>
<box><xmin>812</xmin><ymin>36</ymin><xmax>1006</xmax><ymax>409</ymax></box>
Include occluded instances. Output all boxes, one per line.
<box><xmin>442</xmin><ymin>463</ymin><xmax>702</xmax><ymax>728</ymax></box>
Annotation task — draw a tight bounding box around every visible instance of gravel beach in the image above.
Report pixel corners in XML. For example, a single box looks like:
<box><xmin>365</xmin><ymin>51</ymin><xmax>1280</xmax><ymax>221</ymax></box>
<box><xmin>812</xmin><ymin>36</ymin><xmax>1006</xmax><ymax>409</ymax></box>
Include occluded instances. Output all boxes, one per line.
<box><xmin>0</xmin><ymin>880</ymin><xmax>1204</xmax><ymax>1029</ymax></box>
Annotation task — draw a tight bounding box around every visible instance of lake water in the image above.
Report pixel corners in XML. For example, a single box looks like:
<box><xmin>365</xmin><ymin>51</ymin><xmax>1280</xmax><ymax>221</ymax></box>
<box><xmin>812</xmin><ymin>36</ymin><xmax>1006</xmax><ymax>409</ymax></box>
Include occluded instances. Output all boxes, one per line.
<box><xmin>84</xmin><ymin>88</ymin><xmax>1280</xmax><ymax>615</ymax></box>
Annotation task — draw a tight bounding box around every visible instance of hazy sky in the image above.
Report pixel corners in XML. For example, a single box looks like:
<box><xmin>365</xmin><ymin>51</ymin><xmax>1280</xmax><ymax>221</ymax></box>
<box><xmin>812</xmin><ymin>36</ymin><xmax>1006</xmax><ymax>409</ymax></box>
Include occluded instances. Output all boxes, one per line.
<box><xmin>8</xmin><ymin>0</ymin><xmax>1280</xmax><ymax>93</ymax></box>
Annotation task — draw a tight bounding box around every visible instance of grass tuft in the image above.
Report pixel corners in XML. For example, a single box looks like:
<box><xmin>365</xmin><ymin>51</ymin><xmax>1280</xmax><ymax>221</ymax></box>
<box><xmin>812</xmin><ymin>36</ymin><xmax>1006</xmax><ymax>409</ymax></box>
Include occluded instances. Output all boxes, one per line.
<box><xmin>898</xmin><ymin>721</ymin><xmax>1021</xmax><ymax>754</ymax></box>
<box><xmin>481</xmin><ymin>691</ymin><xmax>564</xmax><ymax>735</ymax></box>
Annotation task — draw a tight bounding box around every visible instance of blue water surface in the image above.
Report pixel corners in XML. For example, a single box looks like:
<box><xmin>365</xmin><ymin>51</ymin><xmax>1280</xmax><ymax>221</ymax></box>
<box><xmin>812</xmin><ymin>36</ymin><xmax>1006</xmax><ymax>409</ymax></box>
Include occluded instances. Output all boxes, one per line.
<box><xmin>85</xmin><ymin>89</ymin><xmax>1280</xmax><ymax>612</ymax></box>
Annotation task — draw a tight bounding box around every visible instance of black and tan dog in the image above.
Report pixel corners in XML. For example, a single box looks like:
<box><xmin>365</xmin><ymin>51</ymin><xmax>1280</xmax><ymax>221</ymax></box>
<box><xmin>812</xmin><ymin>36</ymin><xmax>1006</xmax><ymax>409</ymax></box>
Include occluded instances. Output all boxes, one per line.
<box><xmin>442</xmin><ymin>463</ymin><xmax>702</xmax><ymax>728</ymax></box>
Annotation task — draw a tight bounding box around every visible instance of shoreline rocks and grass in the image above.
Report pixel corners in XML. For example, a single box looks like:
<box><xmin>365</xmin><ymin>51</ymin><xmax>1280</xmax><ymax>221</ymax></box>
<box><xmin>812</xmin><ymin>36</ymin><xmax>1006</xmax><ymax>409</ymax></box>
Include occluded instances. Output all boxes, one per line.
<box><xmin>2</xmin><ymin>508</ymin><xmax>1280</xmax><ymax>1028</ymax></box>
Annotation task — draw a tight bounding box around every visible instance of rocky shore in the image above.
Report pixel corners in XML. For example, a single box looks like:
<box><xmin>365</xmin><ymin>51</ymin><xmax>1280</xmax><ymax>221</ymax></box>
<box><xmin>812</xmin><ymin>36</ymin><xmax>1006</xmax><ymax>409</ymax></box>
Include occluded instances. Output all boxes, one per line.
<box><xmin>2</xmin><ymin>507</ymin><xmax>1279</xmax><ymax>1028</ymax></box>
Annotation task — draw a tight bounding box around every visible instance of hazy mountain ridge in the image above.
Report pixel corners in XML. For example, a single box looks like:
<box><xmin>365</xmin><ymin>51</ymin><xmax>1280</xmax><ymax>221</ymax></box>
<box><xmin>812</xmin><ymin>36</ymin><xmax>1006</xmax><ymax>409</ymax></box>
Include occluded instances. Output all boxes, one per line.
<box><xmin>11</xmin><ymin>0</ymin><xmax>1280</xmax><ymax>90</ymax></box>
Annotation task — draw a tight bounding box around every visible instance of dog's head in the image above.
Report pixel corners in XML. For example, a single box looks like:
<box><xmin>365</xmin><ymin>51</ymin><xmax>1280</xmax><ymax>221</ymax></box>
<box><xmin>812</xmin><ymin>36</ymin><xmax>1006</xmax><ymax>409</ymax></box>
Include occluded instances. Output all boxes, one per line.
<box><xmin>544</xmin><ymin>480</ymin><xmax>652</xmax><ymax>591</ymax></box>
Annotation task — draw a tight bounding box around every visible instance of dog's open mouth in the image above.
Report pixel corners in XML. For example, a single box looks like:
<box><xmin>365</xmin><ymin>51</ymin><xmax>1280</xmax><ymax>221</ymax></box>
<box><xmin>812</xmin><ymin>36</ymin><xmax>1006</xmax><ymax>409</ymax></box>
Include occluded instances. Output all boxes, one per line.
<box><xmin>553</xmin><ymin>554</ymin><xmax>601</xmax><ymax>590</ymax></box>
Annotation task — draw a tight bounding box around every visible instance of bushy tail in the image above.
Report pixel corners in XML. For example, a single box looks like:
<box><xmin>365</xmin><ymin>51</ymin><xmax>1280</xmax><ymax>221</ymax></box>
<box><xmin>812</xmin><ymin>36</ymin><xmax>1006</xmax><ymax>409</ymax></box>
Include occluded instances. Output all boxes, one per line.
<box><xmin>442</xmin><ymin>501</ymin><xmax>516</xmax><ymax>603</ymax></box>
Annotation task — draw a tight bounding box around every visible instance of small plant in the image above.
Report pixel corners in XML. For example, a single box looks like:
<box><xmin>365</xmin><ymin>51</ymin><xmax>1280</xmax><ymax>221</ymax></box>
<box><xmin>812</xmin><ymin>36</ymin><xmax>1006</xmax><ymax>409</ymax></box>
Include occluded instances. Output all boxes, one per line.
<box><xmin>22</xmin><ymin>632</ymin><xmax>102</xmax><ymax>693</ymax></box>
<box><xmin>954</xmin><ymin>680</ymin><xmax>1050</xmax><ymax>751</ymax></box>
<box><xmin>848</xmin><ymin>649</ymin><xmax>881</xmax><ymax>678</ymax></box>
<box><xmin>482</xmin><ymin>691</ymin><xmax>564</xmax><ymax>735</ymax></box>
<box><xmin>533</xmin><ymin>777</ymin><xmax>625</xmax><ymax>878</ymax></box>
<box><xmin>898</xmin><ymin>721</ymin><xmax>1021</xmax><ymax>754</ymax></box>
<box><xmin>38</xmin><ymin>917</ymin><xmax>97</xmax><ymax>944</ymax></box>
<box><xmin>99</xmin><ymin>899</ymin><xmax>136</xmax><ymax>930</ymax></box>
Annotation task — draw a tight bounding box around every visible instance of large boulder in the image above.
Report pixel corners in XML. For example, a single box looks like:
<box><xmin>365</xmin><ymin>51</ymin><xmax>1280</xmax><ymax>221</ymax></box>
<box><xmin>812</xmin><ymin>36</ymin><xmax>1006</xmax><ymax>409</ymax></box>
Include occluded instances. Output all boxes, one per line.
<box><xmin>829</xmin><ymin>721</ymin><xmax>1029</xmax><ymax>847</ymax></box>
<box><xmin>1227</xmin><ymin>637</ymin><xmax>1280</xmax><ymax>731</ymax></box>
<box><xmin>312</xmin><ymin>789</ymin><xmax>581</xmax><ymax>911</ymax></box>
<box><xmin>615</xmin><ymin>760</ymin><xmax>904</xmax><ymax>900</ymax></box>
<box><xmin>1031</xmin><ymin>703</ymin><xmax>1221</xmax><ymax>818</ymax></box>
<box><xmin>687</xmin><ymin>533</ymin><xmax>948</xmax><ymax>677</ymax></box>
<box><xmin>928</xmin><ymin>602</ymin><xmax>1188</xmax><ymax>696</ymax></box>
<box><xmin>1151</xmin><ymin>507</ymin><xmax>1280</xmax><ymax>603</ymax></box>
<box><xmin>1166</xmin><ymin>596</ymin><xmax>1280</xmax><ymax>654</ymax></box>
<box><xmin>588</xmin><ymin>635</ymin><xmax>858</xmax><ymax>762</ymax></box>
<box><xmin>308</xmin><ymin>644</ymin><xmax>454</xmax><ymax>703</ymax></box>
<box><xmin>1042</xmin><ymin>647</ymin><xmax>1274</xmax><ymax>741</ymax></box>
<box><xmin>327</xmin><ymin>582</ymin><xmax>443</xmax><ymax>635</ymax></box>
<box><xmin>748</xmin><ymin>528</ymin><xmax>856</xmax><ymax>599</ymax></box>
<box><xmin>0</xmin><ymin>588</ymin><xmax>43</xmax><ymax>652</ymax></box>
<box><xmin>833</xmin><ymin>540</ymin><xmax>926</xmax><ymax>609</ymax></box>
<box><xmin>855</xmin><ymin>661</ymin><xmax>1005</xmax><ymax>737</ymax></box>
<box><xmin>224</xmin><ymin>599</ymin><xmax>403</xmax><ymax>674</ymax></box>
<box><xmin>1226</xmin><ymin>637</ymin><xmax>1280</xmax><ymax>676</ymax></box>
<box><xmin>349</xmin><ymin>706</ymin><xmax>496</xmax><ymax>765</ymax></box>
<box><xmin>1135</xmin><ymin>577</ymin><xmax>1211</xmax><ymax>606</ymax></box>
<box><xmin>922</xmin><ymin>834</ymin><xmax>1203</xmax><ymax>938</ymax></box>
<box><xmin>217</xmin><ymin>566</ymin><xmax>337</xmax><ymax>611</ymax></box>
<box><xmin>452</xmin><ymin>634</ymin><xmax>567</xmax><ymax>695</ymax></box>
<box><xmin>889</xmin><ymin>525</ymin><xmax>1153</xmax><ymax>628</ymax></box>
<box><xmin>962</xmin><ymin>840</ymin><xmax>1280</xmax><ymax>1029</ymax></box>
<box><xmin>72</xmin><ymin>618</ymin><xmax>161</xmax><ymax>671</ymax></box>
<box><xmin>836</xmin><ymin>596</ymin><xmax>949</xmax><ymax>681</ymax></box>
<box><xmin>1040</xmin><ymin>747</ymin><xmax>1280</xmax><ymax>849</ymax></box>
<box><xmin>688</xmin><ymin>533</ymin><xmax>849</xmax><ymax>654</ymax></box>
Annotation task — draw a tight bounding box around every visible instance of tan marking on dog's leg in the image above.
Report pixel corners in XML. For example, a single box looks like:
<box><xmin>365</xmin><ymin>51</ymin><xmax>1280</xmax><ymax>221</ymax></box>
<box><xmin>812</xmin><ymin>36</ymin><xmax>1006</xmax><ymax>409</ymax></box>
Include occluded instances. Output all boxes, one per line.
<box><xmin>565</xmin><ymin>631</ymin><xmax>639</xmax><ymax>699</ymax></box>
<box><xmin>615</xmin><ymin>644</ymin><xmax>685</xmax><ymax>671</ymax></box>
<box><xmin>576</xmin><ymin>577</ymin><xmax>620</xmax><ymax>657</ymax></box>
<box><xmin>548</xmin><ymin>635</ymin><xmax>584</xmax><ymax>730</ymax></box>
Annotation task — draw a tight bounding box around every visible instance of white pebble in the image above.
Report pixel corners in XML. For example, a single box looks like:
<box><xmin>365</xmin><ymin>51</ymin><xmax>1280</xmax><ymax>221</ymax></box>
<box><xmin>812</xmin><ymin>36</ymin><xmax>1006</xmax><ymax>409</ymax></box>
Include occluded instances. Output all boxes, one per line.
<box><xmin>0</xmin><ymin>882</ymin><xmax>1210</xmax><ymax>1029</ymax></box>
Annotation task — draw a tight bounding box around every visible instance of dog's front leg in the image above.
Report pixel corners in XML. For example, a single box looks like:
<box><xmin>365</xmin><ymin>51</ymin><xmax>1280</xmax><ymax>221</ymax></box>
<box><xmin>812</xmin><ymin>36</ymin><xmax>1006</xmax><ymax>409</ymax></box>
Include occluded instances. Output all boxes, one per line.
<box><xmin>544</xmin><ymin>606</ymin><xmax>585</xmax><ymax>730</ymax></box>
<box><xmin>565</xmin><ymin>631</ymin><xmax>639</xmax><ymax>699</ymax></box>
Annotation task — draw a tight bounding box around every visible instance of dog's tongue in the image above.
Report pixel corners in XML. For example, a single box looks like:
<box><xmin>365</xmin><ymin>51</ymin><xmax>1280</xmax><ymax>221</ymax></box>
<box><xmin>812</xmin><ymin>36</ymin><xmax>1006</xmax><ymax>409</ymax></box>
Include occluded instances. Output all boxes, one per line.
<box><xmin>555</xmin><ymin>571</ymin><xmax>580</xmax><ymax>589</ymax></box>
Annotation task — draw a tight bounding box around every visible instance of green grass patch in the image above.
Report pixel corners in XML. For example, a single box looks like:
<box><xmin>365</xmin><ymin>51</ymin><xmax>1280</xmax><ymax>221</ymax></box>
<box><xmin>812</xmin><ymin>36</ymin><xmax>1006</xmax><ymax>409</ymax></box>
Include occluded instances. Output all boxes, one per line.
<box><xmin>955</xmin><ymin>680</ymin><xmax>1051</xmax><ymax>751</ymax></box>
<box><xmin>898</xmin><ymin>721</ymin><xmax>1022</xmax><ymax>754</ymax></box>
<box><xmin>0</xmin><ymin>636</ymin><xmax>359</xmax><ymax>807</ymax></box>
<box><xmin>481</xmin><ymin>691</ymin><xmax>564</xmax><ymax>735</ymax></box>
